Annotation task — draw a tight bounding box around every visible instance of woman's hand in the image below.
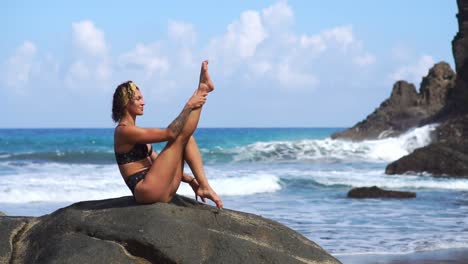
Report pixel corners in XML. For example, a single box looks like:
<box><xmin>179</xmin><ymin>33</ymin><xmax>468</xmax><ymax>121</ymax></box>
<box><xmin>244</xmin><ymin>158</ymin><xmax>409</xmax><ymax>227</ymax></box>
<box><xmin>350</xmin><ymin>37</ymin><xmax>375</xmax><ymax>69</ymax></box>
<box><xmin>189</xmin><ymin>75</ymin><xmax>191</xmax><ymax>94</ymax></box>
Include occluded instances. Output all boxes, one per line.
<box><xmin>189</xmin><ymin>178</ymin><xmax>206</xmax><ymax>203</ymax></box>
<box><xmin>187</xmin><ymin>91</ymin><xmax>208</xmax><ymax>109</ymax></box>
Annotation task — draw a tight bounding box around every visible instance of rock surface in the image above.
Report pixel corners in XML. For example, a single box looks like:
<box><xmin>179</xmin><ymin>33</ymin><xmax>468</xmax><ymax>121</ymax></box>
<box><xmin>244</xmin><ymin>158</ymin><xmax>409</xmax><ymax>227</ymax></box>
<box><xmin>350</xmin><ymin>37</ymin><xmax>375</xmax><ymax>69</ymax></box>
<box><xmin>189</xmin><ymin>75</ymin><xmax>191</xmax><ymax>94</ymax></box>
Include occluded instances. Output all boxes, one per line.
<box><xmin>386</xmin><ymin>0</ymin><xmax>468</xmax><ymax>177</ymax></box>
<box><xmin>0</xmin><ymin>211</ymin><xmax>5</xmax><ymax>216</ymax></box>
<box><xmin>0</xmin><ymin>195</ymin><xmax>341</xmax><ymax>264</ymax></box>
<box><xmin>331</xmin><ymin>63</ymin><xmax>455</xmax><ymax>141</ymax></box>
<box><xmin>386</xmin><ymin>142</ymin><xmax>468</xmax><ymax>177</ymax></box>
<box><xmin>446</xmin><ymin>0</ymin><xmax>468</xmax><ymax>116</ymax></box>
<box><xmin>347</xmin><ymin>186</ymin><xmax>416</xmax><ymax>199</ymax></box>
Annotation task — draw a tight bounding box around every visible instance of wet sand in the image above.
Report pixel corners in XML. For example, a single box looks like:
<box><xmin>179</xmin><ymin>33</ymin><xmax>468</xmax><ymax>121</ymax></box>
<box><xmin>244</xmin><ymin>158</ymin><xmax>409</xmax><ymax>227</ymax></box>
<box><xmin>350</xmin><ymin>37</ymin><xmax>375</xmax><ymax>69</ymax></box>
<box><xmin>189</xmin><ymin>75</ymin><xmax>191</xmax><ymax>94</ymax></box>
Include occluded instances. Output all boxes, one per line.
<box><xmin>335</xmin><ymin>248</ymin><xmax>468</xmax><ymax>264</ymax></box>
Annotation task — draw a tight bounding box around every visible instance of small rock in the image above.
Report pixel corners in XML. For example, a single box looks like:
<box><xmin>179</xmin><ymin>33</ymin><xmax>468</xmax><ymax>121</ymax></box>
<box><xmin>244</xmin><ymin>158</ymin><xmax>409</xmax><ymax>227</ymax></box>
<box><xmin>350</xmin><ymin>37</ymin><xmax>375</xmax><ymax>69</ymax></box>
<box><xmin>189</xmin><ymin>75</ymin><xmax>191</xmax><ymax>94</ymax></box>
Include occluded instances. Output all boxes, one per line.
<box><xmin>347</xmin><ymin>186</ymin><xmax>416</xmax><ymax>199</ymax></box>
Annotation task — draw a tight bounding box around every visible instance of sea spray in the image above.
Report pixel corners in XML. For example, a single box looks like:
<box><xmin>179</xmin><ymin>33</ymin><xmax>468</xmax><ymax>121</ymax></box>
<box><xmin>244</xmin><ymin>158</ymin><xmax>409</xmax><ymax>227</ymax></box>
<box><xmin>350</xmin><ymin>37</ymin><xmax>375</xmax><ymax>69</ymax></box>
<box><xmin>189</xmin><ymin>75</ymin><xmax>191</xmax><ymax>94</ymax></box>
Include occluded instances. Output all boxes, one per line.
<box><xmin>229</xmin><ymin>124</ymin><xmax>438</xmax><ymax>163</ymax></box>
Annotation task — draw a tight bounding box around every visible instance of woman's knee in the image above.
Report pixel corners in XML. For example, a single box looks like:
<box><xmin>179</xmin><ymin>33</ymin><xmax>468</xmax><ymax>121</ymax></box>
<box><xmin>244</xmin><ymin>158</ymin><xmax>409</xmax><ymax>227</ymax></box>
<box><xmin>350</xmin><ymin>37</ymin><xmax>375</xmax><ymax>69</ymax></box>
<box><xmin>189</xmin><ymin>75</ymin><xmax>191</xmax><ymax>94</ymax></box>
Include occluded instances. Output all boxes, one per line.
<box><xmin>177</xmin><ymin>129</ymin><xmax>195</xmax><ymax>143</ymax></box>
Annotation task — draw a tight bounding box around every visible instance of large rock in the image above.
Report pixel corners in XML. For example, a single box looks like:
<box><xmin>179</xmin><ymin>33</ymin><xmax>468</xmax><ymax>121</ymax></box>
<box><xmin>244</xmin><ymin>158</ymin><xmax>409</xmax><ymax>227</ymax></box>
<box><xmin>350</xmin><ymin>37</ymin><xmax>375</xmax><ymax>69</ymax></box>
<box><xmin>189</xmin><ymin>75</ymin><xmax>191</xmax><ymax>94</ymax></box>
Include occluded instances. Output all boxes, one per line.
<box><xmin>331</xmin><ymin>62</ymin><xmax>455</xmax><ymax>141</ymax></box>
<box><xmin>385</xmin><ymin>1</ymin><xmax>468</xmax><ymax>177</ymax></box>
<box><xmin>386</xmin><ymin>142</ymin><xmax>468</xmax><ymax>177</ymax></box>
<box><xmin>448</xmin><ymin>0</ymin><xmax>468</xmax><ymax>115</ymax></box>
<box><xmin>0</xmin><ymin>195</ymin><xmax>341</xmax><ymax>264</ymax></box>
<box><xmin>347</xmin><ymin>186</ymin><xmax>416</xmax><ymax>199</ymax></box>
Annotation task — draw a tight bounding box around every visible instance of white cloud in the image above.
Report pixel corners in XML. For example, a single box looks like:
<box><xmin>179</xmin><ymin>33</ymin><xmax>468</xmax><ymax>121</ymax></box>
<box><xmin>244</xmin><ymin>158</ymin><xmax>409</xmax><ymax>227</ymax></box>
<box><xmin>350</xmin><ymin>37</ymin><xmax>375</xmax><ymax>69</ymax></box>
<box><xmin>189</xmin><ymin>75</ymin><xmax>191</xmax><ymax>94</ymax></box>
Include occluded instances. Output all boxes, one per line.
<box><xmin>262</xmin><ymin>1</ymin><xmax>294</xmax><ymax>31</ymax></box>
<box><xmin>250</xmin><ymin>61</ymin><xmax>273</xmax><ymax>75</ymax></box>
<box><xmin>390</xmin><ymin>55</ymin><xmax>435</xmax><ymax>84</ymax></box>
<box><xmin>353</xmin><ymin>53</ymin><xmax>376</xmax><ymax>66</ymax></box>
<box><xmin>208</xmin><ymin>10</ymin><xmax>267</xmax><ymax>60</ymax></box>
<box><xmin>65</xmin><ymin>20</ymin><xmax>112</xmax><ymax>87</ymax></box>
<box><xmin>96</xmin><ymin>62</ymin><xmax>111</xmax><ymax>80</ymax></box>
<box><xmin>66</xmin><ymin>60</ymin><xmax>90</xmax><ymax>82</ymax></box>
<box><xmin>298</xmin><ymin>25</ymin><xmax>357</xmax><ymax>56</ymax></box>
<box><xmin>299</xmin><ymin>34</ymin><xmax>326</xmax><ymax>53</ymax></box>
<box><xmin>322</xmin><ymin>25</ymin><xmax>355</xmax><ymax>50</ymax></box>
<box><xmin>168</xmin><ymin>20</ymin><xmax>196</xmax><ymax>44</ymax></box>
<box><xmin>4</xmin><ymin>41</ymin><xmax>37</xmax><ymax>91</ymax></box>
<box><xmin>3</xmin><ymin>2</ymin><xmax>376</xmax><ymax>100</ymax></box>
<box><xmin>168</xmin><ymin>21</ymin><xmax>197</xmax><ymax>67</ymax></box>
<box><xmin>203</xmin><ymin>2</ymin><xmax>371</xmax><ymax>91</ymax></box>
<box><xmin>119</xmin><ymin>42</ymin><xmax>169</xmax><ymax>79</ymax></box>
<box><xmin>277</xmin><ymin>61</ymin><xmax>319</xmax><ymax>88</ymax></box>
<box><xmin>72</xmin><ymin>20</ymin><xmax>107</xmax><ymax>56</ymax></box>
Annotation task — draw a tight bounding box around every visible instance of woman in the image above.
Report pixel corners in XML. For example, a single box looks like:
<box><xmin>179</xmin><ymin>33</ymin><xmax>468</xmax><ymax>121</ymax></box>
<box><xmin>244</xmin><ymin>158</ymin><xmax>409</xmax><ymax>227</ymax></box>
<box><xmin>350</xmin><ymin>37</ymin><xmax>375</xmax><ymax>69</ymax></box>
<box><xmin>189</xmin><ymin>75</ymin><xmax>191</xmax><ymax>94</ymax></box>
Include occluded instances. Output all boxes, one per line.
<box><xmin>112</xmin><ymin>60</ymin><xmax>223</xmax><ymax>208</ymax></box>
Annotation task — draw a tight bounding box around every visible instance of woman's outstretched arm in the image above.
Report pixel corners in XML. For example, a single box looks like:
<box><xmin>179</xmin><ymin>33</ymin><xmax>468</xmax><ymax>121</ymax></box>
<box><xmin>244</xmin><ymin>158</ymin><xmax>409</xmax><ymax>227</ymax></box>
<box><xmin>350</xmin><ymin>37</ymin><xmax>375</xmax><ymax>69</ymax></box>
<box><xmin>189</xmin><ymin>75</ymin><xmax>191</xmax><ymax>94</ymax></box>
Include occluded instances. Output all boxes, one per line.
<box><xmin>118</xmin><ymin>91</ymin><xmax>207</xmax><ymax>144</ymax></box>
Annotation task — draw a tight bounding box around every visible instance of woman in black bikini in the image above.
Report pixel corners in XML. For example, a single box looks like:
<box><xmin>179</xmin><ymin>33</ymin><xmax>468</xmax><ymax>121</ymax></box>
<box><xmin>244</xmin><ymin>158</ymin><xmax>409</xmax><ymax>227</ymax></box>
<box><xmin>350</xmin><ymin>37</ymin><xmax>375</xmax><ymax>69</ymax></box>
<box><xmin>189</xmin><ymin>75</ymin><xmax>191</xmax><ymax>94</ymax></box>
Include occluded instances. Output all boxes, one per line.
<box><xmin>112</xmin><ymin>60</ymin><xmax>223</xmax><ymax>208</ymax></box>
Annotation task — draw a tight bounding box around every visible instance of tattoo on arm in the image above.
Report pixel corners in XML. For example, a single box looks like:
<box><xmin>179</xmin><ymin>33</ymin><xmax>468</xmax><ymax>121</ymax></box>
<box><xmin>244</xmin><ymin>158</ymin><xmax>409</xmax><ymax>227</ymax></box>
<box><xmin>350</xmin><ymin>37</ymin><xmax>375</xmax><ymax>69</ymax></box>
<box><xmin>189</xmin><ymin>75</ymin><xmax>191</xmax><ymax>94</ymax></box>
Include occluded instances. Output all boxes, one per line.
<box><xmin>168</xmin><ymin>107</ymin><xmax>192</xmax><ymax>137</ymax></box>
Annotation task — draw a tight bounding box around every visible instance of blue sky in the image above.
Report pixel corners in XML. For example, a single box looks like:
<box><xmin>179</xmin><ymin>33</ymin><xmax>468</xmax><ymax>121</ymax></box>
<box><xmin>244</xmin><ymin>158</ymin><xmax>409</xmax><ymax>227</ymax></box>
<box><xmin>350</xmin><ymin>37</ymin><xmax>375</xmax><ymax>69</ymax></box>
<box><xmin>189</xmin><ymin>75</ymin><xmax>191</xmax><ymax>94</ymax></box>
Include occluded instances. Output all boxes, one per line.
<box><xmin>2</xmin><ymin>1</ymin><xmax>457</xmax><ymax>128</ymax></box>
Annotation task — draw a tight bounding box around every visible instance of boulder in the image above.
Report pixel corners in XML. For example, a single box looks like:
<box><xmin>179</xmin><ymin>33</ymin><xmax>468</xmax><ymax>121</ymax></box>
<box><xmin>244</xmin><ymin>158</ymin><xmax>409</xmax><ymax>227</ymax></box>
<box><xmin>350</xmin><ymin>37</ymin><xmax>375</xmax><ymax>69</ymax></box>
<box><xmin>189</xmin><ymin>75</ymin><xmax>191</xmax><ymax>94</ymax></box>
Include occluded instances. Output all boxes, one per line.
<box><xmin>1</xmin><ymin>195</ymin><xmax>341</xmax><ymax>264</ymax></box>
<box><xmin>347</xmin><ymin>186</ymin><xmax>416</xmax><ymax>199</ymax></box>
<box><xmin>332</xmin><ymin>63</ymin><xmax>455</xmax><ymax>141</ymax></box>
<box><xmin>386</xmin><ymin>142</ymin><xmax>468</xmax><ymax>177</ymax></box>
<box><xmin>0</xmin><ymin>217</ymin><xmax>31</xmax><ymax>264</ymax></box>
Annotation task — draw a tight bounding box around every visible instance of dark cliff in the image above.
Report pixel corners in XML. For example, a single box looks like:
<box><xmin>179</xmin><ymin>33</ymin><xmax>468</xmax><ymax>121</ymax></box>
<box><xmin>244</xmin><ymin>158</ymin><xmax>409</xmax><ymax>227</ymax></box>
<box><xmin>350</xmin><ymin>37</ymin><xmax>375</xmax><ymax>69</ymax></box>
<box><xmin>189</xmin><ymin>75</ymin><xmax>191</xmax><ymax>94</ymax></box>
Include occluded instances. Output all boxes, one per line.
<box><xmin>332</xmin><ymin>1</ymin><xmax>468</xmax><ymax>177</ymax></box>
<box><xmin>331</xmin><ymin>62</ymin><xmax>455</xmax><ymax>141</ymax></box>
<box><xmin>386</xmin><ymin>0</ymin><xmax>468</xmax><ymax>177</ymax></box>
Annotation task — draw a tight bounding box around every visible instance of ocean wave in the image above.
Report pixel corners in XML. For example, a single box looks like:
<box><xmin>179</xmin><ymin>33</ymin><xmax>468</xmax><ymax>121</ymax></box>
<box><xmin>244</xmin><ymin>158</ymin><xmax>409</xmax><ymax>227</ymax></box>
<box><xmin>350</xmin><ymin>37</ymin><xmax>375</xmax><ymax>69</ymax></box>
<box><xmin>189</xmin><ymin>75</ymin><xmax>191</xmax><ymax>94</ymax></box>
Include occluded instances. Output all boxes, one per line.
<box><xmin>278</xmin><ymin>168</ymin><xmax>468</xmax><ymax>191</ymax></box>
<box><xmin>226</xmin><ymin>124</ymin><xmax>437</xmax><ymax>163</ymax></box>
<box><xmin>0</xmin><ymin>150</ymin><xmax>115</xmax><ymax>165</ymax></box>
<box><xmin>333</xmin><ymin>239</ymin><xmax>468</xmax><ymax>256</ymax></box>
<box><xmin>0</xmin><ymin>125</ymin><xmax>437</xmax><ymax>165</ymax></box>
<box><xmin>0</xmin><ymin>164</ymin><xmax>282</xmax><ymax>203</ymax></box>
<box><xmin>177</xmin><ymin>173</ymin><xmax>281</xmax><ymax>196</ymax></box>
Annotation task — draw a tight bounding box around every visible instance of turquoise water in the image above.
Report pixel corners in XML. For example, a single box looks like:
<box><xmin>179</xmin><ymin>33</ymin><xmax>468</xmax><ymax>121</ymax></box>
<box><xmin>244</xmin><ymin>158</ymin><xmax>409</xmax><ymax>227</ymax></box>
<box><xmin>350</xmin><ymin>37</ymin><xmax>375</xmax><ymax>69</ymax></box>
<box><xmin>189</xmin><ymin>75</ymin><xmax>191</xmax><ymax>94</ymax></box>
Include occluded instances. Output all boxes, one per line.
<box><xmin>1</xmin><ymin>127</ymin><xmax>467</xmax><ymax>255</ymax></box>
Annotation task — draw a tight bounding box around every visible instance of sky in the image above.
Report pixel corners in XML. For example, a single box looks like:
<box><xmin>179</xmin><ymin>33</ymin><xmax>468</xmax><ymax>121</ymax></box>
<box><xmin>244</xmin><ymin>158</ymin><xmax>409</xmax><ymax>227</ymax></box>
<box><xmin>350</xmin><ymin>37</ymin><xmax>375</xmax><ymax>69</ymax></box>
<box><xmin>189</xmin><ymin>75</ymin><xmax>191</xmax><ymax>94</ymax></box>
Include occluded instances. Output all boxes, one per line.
<box><xmin>2</xmin><ymin>0</ymin><xmax>458</xmax><ymax>128</ymax></box>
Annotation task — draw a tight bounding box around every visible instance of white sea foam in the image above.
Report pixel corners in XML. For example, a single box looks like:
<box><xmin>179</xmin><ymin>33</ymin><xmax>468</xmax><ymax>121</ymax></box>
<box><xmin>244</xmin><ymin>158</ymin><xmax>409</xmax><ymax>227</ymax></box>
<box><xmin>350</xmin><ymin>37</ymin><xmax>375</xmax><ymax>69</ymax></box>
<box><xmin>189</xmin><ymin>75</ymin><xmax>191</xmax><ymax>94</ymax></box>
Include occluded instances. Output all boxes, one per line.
<box><xmin>276</xmin><ymin>168</ymin><xmax>468</xmax><ymax>191</ymax></box>
<box><xmin>177</xmin><ymin>172</ymin><xmax>281</xmax><ymax>196</ymax></box>
<box><xmin>230</xmin><ymin>124</ymin><xmax>438</xmax><ymax>163</ymax></box>
<box><xmin>0</xmin><ymin>163</ymin><xmax>282</xmax><ymax>203</ymax></box>
<box><xmin>333</xmin><ymin>238</ymin><xmax>468</xmax><ymax>256</ymax></box>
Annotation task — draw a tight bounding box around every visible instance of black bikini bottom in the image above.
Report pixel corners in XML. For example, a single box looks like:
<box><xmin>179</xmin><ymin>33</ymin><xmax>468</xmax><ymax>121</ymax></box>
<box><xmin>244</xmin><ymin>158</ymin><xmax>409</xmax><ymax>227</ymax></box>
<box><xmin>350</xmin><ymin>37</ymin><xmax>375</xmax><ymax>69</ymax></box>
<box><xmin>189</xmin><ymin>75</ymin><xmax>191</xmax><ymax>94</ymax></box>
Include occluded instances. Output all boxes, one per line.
<box><xmin>126</xmin><ymin>169</ymin><xmax>149</xmax><ymax>194</ymax></box>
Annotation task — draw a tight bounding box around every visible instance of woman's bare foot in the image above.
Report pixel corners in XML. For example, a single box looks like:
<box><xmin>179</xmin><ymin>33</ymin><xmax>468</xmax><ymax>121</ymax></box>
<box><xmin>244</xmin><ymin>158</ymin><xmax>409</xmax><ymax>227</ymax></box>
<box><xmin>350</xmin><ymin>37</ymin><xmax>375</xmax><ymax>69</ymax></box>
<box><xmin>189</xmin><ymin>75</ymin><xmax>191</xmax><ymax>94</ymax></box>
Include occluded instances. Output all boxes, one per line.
<box><xmin>198</xmin><ymin>60</ymin><xmax>214</xmax><ymax>93</ymax></box>
<box><xmin>197</xmin><ymin>185</ymin><xmax>223</xmax><ymax>208</ymax></box>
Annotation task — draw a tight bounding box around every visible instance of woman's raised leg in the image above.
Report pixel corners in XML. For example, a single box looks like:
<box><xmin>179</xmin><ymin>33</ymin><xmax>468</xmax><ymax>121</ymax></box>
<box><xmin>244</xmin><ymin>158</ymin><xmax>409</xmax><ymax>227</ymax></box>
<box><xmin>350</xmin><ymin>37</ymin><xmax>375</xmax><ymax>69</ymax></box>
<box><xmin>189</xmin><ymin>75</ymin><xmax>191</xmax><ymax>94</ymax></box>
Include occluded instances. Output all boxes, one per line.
<box><xmin>134</xmin><ymin>61</ymin><xmax>214</xmax><ymax>203</ymax></box>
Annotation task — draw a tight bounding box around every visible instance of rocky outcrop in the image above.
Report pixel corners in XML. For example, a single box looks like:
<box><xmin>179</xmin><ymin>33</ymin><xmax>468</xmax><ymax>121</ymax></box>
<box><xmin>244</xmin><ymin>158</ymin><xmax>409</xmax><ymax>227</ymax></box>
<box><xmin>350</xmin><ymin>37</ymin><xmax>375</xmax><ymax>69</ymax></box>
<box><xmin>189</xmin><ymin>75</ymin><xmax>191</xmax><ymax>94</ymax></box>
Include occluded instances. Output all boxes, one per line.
<box><xmin>447</xmin><ymin>0</ymin><xmax>468</xmax><ymax>116</ymax></box>
<box><xmin>387</xmin><ymin>114</ymin><xmax>468</xmax><ymax>177</ymax></box>
<box><xmin>386</xmin><ymin>0</ymin><xmax>468</xmax><ymax>177</ymax></box>
<box><xmin>0</xmin><ymin>211</ymin><xmax>5</xmax><ymax>216</ymax></box>
<box><xmin>331</xmin><ymin>62</ymin><xmax>455</xmax><ymax>141</ymax></box>
<box><xmin>386</xmin><ymin>142</ymin><xmax>468</xmax><ymax>177</ymax></box>
<box><xmin>333</xmin><ymin>1</ymin><xmax>468</xmax><ymax>177</ymax></box>
<box><xmin>0</xmin><ymin>195</ymin><xmax>341</xmax><ymax>264</ymax></box>
<box><xmin>347</xmin><ymin>186</ymin><xmax>416</xmax><ymax>199</ymax></box>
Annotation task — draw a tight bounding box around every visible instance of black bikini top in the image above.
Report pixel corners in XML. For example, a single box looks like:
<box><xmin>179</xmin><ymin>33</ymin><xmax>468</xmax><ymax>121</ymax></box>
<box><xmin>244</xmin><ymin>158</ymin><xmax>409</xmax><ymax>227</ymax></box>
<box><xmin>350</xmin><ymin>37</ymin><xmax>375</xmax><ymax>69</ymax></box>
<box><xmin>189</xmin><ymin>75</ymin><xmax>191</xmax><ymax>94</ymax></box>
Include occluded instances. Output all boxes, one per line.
<box><xmin>115</xmin><ymin>143</ymin><xmax>153</xmax><ymax>165</ymax></box>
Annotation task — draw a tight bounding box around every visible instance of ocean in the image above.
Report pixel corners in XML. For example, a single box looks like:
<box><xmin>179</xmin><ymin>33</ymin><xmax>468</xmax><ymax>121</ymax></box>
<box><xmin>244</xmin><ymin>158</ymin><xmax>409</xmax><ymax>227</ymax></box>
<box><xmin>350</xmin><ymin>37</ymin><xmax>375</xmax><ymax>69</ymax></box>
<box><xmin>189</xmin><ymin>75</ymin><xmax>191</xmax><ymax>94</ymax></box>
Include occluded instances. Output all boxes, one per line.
<box><xmin>1</xmin><ymin>126</ymin><xmax>467</xmax><ymax>256</ymax></box>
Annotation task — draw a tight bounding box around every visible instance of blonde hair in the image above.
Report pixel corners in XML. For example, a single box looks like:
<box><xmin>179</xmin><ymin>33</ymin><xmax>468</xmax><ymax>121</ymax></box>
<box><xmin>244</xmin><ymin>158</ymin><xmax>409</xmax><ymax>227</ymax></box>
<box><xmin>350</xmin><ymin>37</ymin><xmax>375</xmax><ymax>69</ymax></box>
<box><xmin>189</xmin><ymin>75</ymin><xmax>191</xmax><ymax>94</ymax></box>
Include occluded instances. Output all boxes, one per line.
<box><xmin>111</xmin><ymin>81</ymin><xmax>139</xmax><ymax>122</ymax></box>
